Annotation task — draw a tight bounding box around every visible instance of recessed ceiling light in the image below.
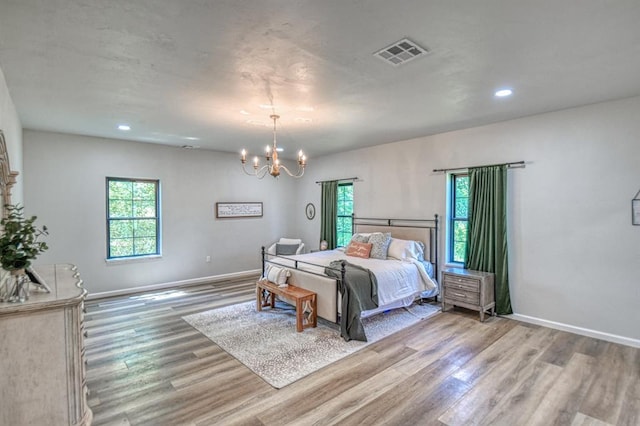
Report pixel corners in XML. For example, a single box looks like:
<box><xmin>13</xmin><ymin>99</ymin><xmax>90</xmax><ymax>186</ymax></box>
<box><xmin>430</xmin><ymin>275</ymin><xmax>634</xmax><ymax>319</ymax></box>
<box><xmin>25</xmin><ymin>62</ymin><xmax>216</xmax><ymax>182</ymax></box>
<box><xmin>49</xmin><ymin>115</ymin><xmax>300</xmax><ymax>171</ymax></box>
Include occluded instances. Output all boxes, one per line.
<box><xmin>239</xmin><ymin>110</ymin><xmax>250</xmax><ymax>115</ymax></box>
<box><xmin>276</xmin><ymin>147</ymin><xmax>284</xmax><ymax>152</ymax></box>
<box><xmin>183</xmin><ymin>136</ymin><xmax>199</xmax><ymax>141</ymax></box>
<box><xmin>118</xmin><ymin>124</ymin><xmax>131</xmax><ymax>131</ymax></box>
<box><xmin>495</xmin><ymin>89</ymin><xmax>513</xmax><ymax>97</ymax></box>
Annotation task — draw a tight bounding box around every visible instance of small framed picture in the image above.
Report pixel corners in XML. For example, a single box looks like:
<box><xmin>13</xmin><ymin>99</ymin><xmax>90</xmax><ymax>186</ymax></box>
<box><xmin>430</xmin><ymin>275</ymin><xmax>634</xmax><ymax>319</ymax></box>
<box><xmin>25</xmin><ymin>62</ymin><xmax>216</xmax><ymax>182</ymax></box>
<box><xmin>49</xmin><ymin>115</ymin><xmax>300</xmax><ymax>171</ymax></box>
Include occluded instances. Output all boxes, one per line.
<box><xmin>633</xmin><ymin>199</ymin><xmax>640</xmax><ymax>226</ymax></box>
<box><xmin>305</xmin><ymin>203</ymin><xmax>316</xmax><ymax>220</ymax></box>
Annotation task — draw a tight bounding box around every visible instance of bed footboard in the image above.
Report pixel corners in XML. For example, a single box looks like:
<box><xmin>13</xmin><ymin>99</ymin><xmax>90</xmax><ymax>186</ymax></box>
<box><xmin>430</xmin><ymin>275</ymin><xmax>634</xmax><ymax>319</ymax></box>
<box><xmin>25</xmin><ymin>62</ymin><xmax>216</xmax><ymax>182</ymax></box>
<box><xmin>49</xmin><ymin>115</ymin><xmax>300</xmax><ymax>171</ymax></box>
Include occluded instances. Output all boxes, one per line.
<box><xmin>262</xmin><ymin>246</ymin><xmax>341</xmax><ymax>323</ymax></box>
<box><xmin>286</xmin><ymin>269</ymin><xmax>339</xmax><ymax>323</ymax></box>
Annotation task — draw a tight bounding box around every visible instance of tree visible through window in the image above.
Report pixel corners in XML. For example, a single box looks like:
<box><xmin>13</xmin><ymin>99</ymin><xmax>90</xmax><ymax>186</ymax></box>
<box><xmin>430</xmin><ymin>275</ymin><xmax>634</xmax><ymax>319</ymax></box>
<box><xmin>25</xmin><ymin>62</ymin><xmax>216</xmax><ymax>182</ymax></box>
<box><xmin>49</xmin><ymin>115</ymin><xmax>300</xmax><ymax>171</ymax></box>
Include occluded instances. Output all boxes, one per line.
<box><xmin>336</xmin><ymin>183</ymin><xmax>353</xmax><ymax>247</ymax></box>
<box><xmin>450</xmin><ymin>173</ymin><xmax>469</xmax><ymax>263</ymax></box>
<box><xmin>107</xmin><ymin>177</ymin><xmax>160</xmax><ymax>259</ymax></box>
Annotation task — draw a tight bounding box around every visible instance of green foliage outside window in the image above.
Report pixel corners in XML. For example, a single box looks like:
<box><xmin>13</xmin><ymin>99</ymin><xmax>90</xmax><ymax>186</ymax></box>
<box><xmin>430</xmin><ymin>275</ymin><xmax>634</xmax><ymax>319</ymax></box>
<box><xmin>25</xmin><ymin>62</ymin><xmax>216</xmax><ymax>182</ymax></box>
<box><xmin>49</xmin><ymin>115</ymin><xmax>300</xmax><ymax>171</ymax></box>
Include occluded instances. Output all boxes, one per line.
<box><xmin>451</xmin><ymin>174</ymin><xmax>469</xmax><ymax>263</ymax></box>
<box><xmin>336</xmin><ymin>184</ymin><xmax>353</xmax><ymax>247</ymax></box>
<box><xmin>107</xmin><ymin>178</ymin><xmax>159</xmax><ymax>258</ymax></box>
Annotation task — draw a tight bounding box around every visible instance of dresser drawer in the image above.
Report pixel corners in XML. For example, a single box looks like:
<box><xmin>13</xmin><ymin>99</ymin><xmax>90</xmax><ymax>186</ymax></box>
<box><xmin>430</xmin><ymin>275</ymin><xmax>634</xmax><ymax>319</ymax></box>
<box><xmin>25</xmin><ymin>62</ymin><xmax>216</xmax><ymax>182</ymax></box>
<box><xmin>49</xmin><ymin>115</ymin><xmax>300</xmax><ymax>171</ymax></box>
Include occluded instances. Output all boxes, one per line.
<box><xmin>444</xmin><ymin>287</ymin><xmax>480</xmax><ymax>305</ymax></box>
<box><xmin>443</xmin><ymin>274</ymin><xmax>480</xmax><ymax>292</ymax></box>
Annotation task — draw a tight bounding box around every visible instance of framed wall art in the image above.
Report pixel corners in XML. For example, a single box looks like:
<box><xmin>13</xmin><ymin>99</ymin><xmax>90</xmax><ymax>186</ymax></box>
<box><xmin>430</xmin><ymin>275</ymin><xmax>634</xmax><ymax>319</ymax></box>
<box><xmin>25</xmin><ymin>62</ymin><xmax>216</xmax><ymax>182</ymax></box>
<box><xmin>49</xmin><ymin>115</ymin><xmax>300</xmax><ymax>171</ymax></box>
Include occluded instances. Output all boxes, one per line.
<box><xmin>305</xmin><ymin>203</ymin><xmax>316</xmax><ymax>220</ymax></box>
<box><xmin>216</xmin><ymin>202</ymin><xmax>263</xmax><ymax>218</ymax></box>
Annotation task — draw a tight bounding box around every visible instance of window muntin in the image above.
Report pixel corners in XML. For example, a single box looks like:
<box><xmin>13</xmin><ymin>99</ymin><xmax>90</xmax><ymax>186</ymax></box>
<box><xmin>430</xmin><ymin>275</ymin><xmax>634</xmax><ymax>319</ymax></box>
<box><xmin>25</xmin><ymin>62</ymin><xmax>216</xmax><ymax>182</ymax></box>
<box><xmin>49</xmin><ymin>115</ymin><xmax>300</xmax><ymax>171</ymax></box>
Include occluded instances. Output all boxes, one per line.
<box><xmin>336</xmin><ymin>183</ymin><xmax>354</xmax><ymax>247</ymax></box>
<box><xmin>107</xmin><ymin>177</ymin><xmax>160</xmax><ymax>259</ymax></box>
<box><xmin>450</xmin><ymin>173</ymin><xmax>469</xmax><ymax>264</ymax></box>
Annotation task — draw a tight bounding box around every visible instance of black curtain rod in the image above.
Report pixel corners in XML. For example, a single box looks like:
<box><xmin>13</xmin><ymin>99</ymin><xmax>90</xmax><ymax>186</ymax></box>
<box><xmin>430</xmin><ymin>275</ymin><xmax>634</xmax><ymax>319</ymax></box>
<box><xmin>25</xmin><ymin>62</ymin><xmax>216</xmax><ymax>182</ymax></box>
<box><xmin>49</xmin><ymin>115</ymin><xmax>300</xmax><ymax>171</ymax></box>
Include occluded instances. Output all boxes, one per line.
<box><xmin>315</xmin><ymin>176</ymin><xmax>359</xmax><ymax>185</ymax></box>
<box><xmin>433</xmin><ymin>160</ymin><xmax>525</xmax><ymax>173</ymax></box>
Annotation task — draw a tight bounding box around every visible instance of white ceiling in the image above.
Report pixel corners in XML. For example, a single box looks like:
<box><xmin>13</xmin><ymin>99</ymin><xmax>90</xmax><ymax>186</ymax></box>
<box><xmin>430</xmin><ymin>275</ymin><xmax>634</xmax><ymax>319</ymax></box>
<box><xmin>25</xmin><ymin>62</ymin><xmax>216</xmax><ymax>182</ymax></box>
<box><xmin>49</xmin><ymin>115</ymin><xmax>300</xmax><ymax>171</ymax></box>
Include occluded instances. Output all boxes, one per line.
<box><xmin>1</xmin><ymin>0</ymin><xmax>640</xmax><ymax>159</ymax></box>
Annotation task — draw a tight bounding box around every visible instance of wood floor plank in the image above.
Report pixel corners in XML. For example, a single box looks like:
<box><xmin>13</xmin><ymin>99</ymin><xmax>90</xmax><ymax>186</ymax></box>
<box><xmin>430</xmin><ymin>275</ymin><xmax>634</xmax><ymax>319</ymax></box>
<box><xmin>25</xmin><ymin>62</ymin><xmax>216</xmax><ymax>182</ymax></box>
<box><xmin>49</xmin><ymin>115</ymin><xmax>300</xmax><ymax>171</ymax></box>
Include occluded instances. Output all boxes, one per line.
<box><xmin>525</xmin><ymin>353</ymin><xmax>597</xmax><ymax>426</ymax></box>
<box><xmin>478</xmin><ymin>360</ymin><xmax>563</xmax><ymax>425</ymax></box>
<box><xmin>84</xmin><ymin>280</ymin><xmax>640</xmax><ymax>426</ymax></box>
<box><xmin>571</xmin><ymin>412</ymin><xmax>616</xmax><ymax>426</ymax></box>
<box><xmin>281</xmin><ymin>367</ymin><xmax>407</xmax><ymax>425</ymax></box>
<box><xmin>438</xmin><ymin>339</ymin><xmax>550</xmax><ymax>425</ymax></box>
<box><xmin>579</xmin><ymin>343</ymin><xmax>639</xmax><ymax>424</ymax></box>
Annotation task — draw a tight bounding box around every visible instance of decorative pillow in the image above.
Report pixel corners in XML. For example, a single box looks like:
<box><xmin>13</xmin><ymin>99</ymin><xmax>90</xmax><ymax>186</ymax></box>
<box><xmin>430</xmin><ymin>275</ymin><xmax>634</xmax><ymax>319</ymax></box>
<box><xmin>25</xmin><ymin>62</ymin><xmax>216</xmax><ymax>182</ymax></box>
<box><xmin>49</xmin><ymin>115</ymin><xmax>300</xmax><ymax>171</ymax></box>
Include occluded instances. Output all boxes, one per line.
<box><xmin>387</xmin><ymin>238</ymin><xmax>425</xmax><ymax>261</ymax></box>
<box><xmin>349</xmin><ymin>233</ymin><xmax>370</xmax><ymax>244</ymax></box>
<box><xmin>267</xmin><ymin>238</ymin><xmax>304</xmax><ymax>255</ymax></box>
<box><xmin>265</xmin><ymin>264</ymin><xmax>290</xmax><ymax>286</ymax></box>
<box><xmin>276</xmin><ymin>243</ymin><xmax>299</xmax><ymax>255</ymax></box>
<box><xmin>368</xmin><ymin>232</ymin><xmax>392</xmax><ymax>259</ymax></box>
<box><xmin>345</xmin><ymin>241</ymin><xmax>373</xmax><ymax>258</ymax></box>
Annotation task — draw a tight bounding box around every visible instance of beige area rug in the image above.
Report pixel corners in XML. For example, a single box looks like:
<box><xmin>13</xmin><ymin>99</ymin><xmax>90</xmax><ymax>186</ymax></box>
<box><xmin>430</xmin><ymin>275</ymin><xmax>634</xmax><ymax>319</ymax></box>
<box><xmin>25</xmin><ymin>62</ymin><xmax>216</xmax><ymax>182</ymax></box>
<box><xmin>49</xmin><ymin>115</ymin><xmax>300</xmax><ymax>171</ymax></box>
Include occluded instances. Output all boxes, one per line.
<box><xmin>182</xmin><ymin>300</ymin><xmax>440</xmax><ymax>388</ymax></box>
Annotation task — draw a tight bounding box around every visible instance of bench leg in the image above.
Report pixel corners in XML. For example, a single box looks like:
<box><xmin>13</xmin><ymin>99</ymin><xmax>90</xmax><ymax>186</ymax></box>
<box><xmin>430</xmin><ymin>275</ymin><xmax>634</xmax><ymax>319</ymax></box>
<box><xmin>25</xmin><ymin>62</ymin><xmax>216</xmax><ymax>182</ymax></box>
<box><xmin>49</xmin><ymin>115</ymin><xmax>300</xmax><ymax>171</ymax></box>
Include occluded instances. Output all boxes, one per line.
<box><xmin>296</xmin><ymin>296</ymin><xmax>317</xmax><ymax>332</ymax></box>
<box><xmin>308</xmin><ymin>295</ymin><xmax>317</xmax><ymax>329</ymax></box>
<box><xmin>296</xmin><ymin>299</ymin><xmax>304</xmax><ymax>332</ymax></box>
<box><xmin>256</xmin><ymin>285</ymin><xmax>275</xmax><ymax>311</ymax></box>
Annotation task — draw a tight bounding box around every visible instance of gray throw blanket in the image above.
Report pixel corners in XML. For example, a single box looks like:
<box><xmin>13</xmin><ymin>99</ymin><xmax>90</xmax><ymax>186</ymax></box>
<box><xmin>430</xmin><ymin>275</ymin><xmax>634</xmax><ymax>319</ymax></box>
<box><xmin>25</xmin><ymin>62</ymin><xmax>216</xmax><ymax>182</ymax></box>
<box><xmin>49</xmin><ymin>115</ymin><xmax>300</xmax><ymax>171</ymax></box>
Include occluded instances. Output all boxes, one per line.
<box><xmin>326</xmin><ymin>260</ymin><xmax>378</xmax><ymax>342</ymax></box>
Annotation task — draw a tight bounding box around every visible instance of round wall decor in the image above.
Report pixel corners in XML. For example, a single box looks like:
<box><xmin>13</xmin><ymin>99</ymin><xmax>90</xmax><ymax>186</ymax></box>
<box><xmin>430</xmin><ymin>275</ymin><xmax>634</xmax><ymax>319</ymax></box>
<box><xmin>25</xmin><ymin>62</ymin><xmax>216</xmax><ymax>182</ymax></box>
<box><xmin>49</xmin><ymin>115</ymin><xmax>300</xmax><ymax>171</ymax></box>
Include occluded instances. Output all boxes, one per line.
<box><xmin>305</xmin><ymin>203</ymin><xmax>316</xmax><ymax>220</ymax></box>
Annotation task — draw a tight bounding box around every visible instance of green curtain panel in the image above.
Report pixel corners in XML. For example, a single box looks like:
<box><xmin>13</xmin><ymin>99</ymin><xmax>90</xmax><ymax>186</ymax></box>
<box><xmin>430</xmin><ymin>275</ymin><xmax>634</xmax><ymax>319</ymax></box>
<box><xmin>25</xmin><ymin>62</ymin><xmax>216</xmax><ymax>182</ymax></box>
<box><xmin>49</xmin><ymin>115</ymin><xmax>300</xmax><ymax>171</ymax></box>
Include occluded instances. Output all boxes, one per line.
<box><xmin>465</xmin><ymin>165</ymin><xmax>512</xmax><ymax>315</ymax></box>
<box><xmin>320</xmin><ymin>181</ymin><xmax>338</xmax><ymax>250</ymax></box>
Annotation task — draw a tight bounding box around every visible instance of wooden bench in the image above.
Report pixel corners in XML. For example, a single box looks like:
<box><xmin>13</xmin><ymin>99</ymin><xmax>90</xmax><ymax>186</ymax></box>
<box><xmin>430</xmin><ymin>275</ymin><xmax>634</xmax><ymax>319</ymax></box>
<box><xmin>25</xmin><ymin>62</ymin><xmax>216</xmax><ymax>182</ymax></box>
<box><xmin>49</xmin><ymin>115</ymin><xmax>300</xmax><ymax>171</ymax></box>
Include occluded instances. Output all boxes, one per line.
<box><xmin>256</xmin><ymin>279</ymin><xmax>317</xmax><ymax>332</ymax></box>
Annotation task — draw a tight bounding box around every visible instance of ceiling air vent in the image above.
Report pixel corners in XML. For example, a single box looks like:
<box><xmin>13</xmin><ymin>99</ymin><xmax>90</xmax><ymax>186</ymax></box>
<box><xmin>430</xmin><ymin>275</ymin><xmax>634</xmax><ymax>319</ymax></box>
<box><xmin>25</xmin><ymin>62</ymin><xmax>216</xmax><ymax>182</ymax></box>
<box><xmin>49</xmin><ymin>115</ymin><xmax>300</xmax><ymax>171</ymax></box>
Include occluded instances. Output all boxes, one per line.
<box><xmin>374</xmin><ymin>38</ymin><xmax>429</xmax><ymax>66</ymax></box>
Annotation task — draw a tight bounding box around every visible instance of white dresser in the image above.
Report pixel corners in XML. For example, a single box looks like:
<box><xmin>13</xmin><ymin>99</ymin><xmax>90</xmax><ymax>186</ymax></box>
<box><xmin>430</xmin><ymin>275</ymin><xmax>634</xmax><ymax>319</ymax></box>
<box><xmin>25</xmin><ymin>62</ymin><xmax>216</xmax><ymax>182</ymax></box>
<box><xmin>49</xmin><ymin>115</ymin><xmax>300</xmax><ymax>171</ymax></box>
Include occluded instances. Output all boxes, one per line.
<box><xmin>0</xmin><ymin>264</ymin><xmax>92</xmax><ymax>426</ymax></box>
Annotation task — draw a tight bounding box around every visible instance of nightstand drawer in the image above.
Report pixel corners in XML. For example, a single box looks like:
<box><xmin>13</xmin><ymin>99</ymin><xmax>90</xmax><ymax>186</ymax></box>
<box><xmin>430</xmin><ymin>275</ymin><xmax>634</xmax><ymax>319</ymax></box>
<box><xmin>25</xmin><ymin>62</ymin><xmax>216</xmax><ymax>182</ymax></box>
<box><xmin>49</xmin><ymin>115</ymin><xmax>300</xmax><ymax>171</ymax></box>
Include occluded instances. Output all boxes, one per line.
<box><xmin>444</xmin><ymin>287</ymin><xmax>480</xmax><ymax>305</ymax></box>
<box><xmin>444</xmin><ymin>277</ymin><xmax>480</xmax><ymax>293</ymax></box>
<box><xmin>443</xmin><ymin>275</ymin><xmax>479</xmax><ymax>292</ymax></box>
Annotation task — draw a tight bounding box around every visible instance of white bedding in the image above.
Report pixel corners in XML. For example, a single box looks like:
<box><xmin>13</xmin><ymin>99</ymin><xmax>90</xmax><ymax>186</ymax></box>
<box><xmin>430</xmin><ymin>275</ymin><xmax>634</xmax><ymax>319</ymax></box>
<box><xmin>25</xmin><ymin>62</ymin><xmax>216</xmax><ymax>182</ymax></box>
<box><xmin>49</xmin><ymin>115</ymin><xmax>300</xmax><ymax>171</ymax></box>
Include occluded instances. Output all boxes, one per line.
<box><xmin>270</xmin><ymin>249</ymin><xmax>438</xmax><ymax>311</ymax></box>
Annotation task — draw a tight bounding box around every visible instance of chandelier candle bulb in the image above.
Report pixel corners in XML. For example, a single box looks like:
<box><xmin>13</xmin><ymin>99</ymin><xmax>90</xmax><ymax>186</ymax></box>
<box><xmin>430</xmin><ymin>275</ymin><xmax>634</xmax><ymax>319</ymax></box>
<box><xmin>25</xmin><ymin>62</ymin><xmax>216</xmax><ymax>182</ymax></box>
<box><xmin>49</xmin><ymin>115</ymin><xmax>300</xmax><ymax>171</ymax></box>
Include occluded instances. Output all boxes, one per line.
<box><xmin>241</xmin><ymin>149</ymin><xmax>247</xmax><ymax>162</ymax></box>
<box><xmin>253</xmin><ymin>156</ymin><xmax>259</xmax><ymax>168</ymax></box>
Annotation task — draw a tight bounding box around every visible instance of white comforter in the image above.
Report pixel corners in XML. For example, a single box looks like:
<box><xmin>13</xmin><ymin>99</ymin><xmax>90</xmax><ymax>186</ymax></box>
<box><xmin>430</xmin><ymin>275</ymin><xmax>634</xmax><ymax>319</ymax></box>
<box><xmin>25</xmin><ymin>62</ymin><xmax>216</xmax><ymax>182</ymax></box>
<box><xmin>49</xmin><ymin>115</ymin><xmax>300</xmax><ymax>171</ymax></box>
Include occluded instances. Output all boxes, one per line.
<box><xmin>272</xmin><ymin>250</ymin><xmax>437</xmax><ymax>307</ymax></box>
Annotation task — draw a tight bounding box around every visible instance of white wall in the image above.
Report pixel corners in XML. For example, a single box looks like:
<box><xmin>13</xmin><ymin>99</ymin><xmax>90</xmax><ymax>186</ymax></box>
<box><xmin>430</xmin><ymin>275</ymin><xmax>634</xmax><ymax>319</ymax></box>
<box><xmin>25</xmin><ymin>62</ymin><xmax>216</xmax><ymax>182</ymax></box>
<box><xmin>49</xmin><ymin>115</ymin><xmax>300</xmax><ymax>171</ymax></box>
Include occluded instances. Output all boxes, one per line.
<box><xmin>21</xmin><ymin>96</ymin><xmax>640</xmax><ymax>343</ymax></box>
<box><xmin>23</xmin><ymin>131</ymin><xmax>299</xmax><ymax>294</ymax></box>
<box><xmin>0</xmin><ymin>66</ymin><xmax>23</xmax><ymax>203</ymax></box>
<box><xmin>296</xmin><ymin>96</ymin><xmax>640</xmax><ymax>342</ymax></box>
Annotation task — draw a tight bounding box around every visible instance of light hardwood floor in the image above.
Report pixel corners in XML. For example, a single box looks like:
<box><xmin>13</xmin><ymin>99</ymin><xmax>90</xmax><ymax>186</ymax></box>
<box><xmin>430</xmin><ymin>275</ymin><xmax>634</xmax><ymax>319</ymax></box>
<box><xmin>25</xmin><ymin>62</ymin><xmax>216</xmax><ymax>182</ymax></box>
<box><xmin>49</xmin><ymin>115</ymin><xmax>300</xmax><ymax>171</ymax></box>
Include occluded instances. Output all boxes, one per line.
<box><xmin>85</xmin><ymin>278</ymin><xmax>639</xmax><ymax>426</ymax></box>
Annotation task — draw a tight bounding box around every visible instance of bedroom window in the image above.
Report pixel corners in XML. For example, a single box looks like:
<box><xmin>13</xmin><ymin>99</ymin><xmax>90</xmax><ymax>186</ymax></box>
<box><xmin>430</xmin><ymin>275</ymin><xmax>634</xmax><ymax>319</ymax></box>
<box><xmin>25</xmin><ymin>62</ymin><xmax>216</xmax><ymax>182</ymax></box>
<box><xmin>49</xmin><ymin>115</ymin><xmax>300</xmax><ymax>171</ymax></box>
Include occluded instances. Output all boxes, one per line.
<box><xmin>449</xmin><ymin>173</ymin><xmax>469</xmax><ymax>264</ymax></box>
<box><xmin>336</xmin><ymin>183</ymin><xmax>354</xmax><ymax>247</ymax></box>
<box><xmin>106</xmin><ymin>177</ymin><xmax>160</xmax><ymax>259</ymax></box>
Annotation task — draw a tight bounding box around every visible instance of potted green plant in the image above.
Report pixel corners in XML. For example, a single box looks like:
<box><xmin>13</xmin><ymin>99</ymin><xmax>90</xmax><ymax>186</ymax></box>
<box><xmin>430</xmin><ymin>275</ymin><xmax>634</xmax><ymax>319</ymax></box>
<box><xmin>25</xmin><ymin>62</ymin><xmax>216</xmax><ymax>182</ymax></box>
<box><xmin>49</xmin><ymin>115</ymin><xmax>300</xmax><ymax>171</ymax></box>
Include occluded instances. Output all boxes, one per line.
<box><xmin>0</xmin><ymin>204</ymin><xmax>48</xmax><ymax>302</ymax></box>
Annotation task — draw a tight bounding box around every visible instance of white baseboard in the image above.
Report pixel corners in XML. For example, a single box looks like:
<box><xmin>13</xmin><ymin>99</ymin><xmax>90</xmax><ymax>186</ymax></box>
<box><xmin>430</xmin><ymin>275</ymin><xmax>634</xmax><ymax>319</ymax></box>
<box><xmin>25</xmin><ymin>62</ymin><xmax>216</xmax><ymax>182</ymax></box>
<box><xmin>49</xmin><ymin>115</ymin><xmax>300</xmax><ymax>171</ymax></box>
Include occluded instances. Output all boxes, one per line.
<box><xmin>507</xmin><ymin>313</ymin><xmax>640</xmax><ymax>349</ymax></box>
<box><xmin>87</xmin><ymin>269</ymin><xmax>261</xmax><ymax>301</ymax></box>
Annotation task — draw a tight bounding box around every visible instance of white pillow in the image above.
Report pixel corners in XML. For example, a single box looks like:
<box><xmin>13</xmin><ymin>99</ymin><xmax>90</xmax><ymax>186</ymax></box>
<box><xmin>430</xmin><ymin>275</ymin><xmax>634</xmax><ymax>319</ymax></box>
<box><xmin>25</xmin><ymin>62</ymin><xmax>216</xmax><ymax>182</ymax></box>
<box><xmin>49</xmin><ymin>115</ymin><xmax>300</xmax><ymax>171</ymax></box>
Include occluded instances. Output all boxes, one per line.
<box><xmin>387</xmin><ymin>238</ymin><xmax>425</xmax><ymax>261</ymax></box>
<box><xmin>279</xmin><ymin>238</ymin><xmax>302</xmax><ymax>245</ymax></box>
<box><xmin>349</xmin><ymin>233</ymin><xmax>371</xmax><ymax>244</ymax></box>
<box><xmin>265</xmin><ymin>264</ymin><xmax>290</xmax><ymax>286</ymax></box>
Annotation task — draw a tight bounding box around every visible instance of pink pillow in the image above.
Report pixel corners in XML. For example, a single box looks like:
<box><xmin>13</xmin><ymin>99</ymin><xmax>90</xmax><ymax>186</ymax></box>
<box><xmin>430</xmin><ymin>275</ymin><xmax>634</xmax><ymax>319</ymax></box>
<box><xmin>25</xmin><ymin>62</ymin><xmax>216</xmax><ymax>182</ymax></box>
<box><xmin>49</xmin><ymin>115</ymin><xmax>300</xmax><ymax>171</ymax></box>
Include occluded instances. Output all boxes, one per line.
<box><xmin>345</xmin><ymin>241</ymin><xmax>373</xmax><ymax>258</ymax></box>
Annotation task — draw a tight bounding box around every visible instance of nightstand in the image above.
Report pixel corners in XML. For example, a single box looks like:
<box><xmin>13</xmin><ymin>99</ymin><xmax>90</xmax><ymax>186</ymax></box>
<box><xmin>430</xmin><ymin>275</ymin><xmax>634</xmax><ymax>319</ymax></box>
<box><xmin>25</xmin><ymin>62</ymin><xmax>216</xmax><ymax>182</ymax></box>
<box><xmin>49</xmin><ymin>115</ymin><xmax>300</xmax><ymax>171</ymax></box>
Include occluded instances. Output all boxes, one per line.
<box><xmin>442</xmin><ymin>267</ymin><xmax>495</xmax><ymax>322</ymax></box>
